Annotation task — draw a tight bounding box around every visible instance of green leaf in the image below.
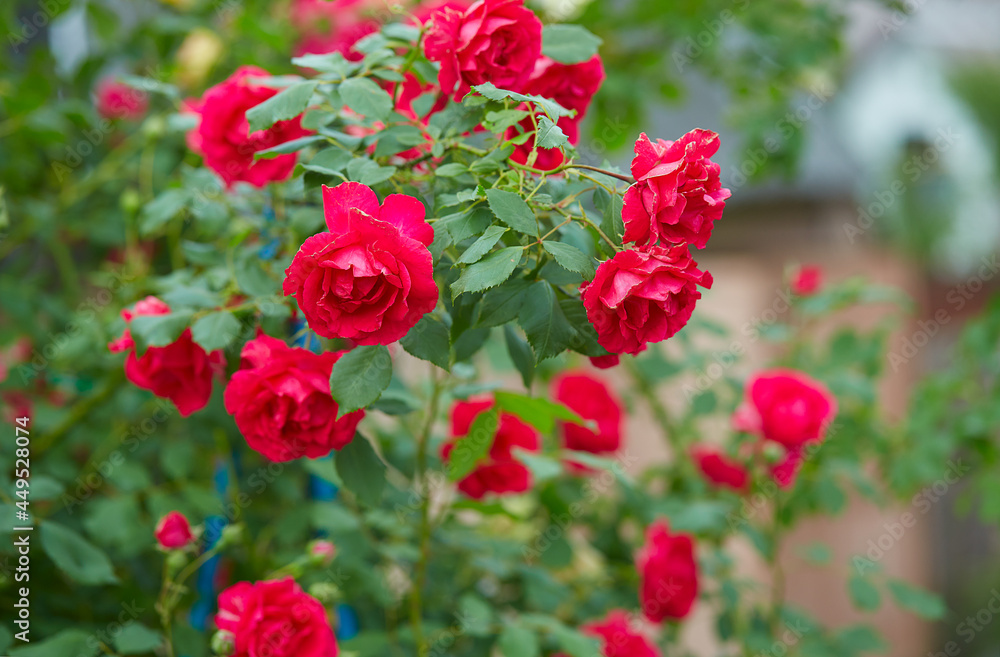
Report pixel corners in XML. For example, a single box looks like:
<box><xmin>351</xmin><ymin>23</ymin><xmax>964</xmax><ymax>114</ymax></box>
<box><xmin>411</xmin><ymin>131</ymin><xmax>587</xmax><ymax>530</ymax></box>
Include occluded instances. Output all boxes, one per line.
<box><xmin>458</xmin><ymin>594</ymin><xmax>495</xmax><ymax>637</ymax></box>
<box><xmin>535</xmin><ymin>115</ymin><xmax>570</xmax><ymax>150</ymax></box>
<box><xmin>497</xmin><ymin>624</ymin><xmax>540</xmax><ymax>657</ymax></box>
<box><xmin>161</xmin><ymin>285</ymin><xmax>223</xmax><ymax>309</ymax></box>
<box><xmin>400</xmin><ymin>315</ymin><xmax>451</xmax><ymax>369</ymax></box>
<box><xmin>190</xmin><ymin>311</ymin><xmax>242</xmax><ymax>352</ymax></box>
<box><xmin>835</xmin><ymin>625</ymin><xmax>887</xmax><ymax>653</ymax></box>
<box><xmin>451</xmin><ymin>247</ymin><xmax>523</xmax><ymax>299</ymax></box>
<box><xmin>129</xmin><ymin>311</ymin><xmax>193</xmax><ymax>353</ymax></box>
<box><xmin>329</xmin><ymin>345</ymin><xmax>393</xmax><ymax>417</ymax></box>
<box><xmin>115</xmin><ymin>624</ymin><xmax>163</xmax><ymax>655</ymax></box>
<box><xmin>458</xmin><ymin>225</ymin><xmax>508</xmax><ymax>265</ymax></box>
<box><xmin>246</xmin><ymin>81</ymin><xmax>318</xmax><ymax>133</ymax></box>
<box><xmin>494</xmin><ymin>390</ymin><xmax>586</xmax><ymax>434</ymax></box>
<box><xmin>504</xmin><ymin>325</ymin><xmax>535</xmax><ymax>388</ymax></box>
<box><xmin>519</xmin><ymin>452</ymin><xmax>564</xmax><ymax>485</ymax></box>
<box><xmin>471</xmin><ymin>82</ymin><xmax>572</xmax><ymax>121</ymax></box>
<box><xmin>140</xmin><ymin>188</ymin><xmax>188</xmax><ymax>235</ymax></box>
<box><xmin>552</xmin><ymin>625</ymin><xmax>601</xmax><ymax>657</ymax></box>
<box><xmin>339</xmin><ymin>77</ymin><xmax>393</xmax><ymax>122</ymax></box>
<box><xmin>486</xmin><ymin>189</ymin><xmax>538</xmax><ymax>236</ymax></box>
<box><xmin>542</xmin><ymin>241</ymin><xmax>595</xmax><ymax>278</ymax></box>
<box><xmin>542</xmin><ymin>24</ymin><xmax>603</xmax><ymax>64</ymax></box>
<box><xmin>235</xmin><ymin>256</ymin><xmax>277</xmax><ymax>296</ymax></box>
<box><xmin>799</xmin><ymin>542</ymin><xmax>832</xmax><ymax>565</ymax></box>
<box><xmin>848</xmin><ymin>575</ymin><xmax>881</xmax><ymax>611</ymax></box>
<box><xmin>9</xmin><ymin>629</ymin><xmax>97</xmax><ymax>657</ymax></box>
<box><xmin>447</xmin><ymin>407</ymin><xmax>499</xmax><ymax>481</ymax></box>
<box><xmin>517</xmin><ymin>281</ymin><xmax>574</xmax><ymax>362</ymax></box>
<box><xmin>477</xmin><ymin>279</ymin><xmax>531</xmax><ymax>327</ymax></box>
<box><xmin>40</xmin><ymin>521</ymin><xmax>118</xmax><ymax>585</ymax></box>
<box><xmin>335</xmin><ymin>433</ymin><xmax>387</xmax><ymax>506</ymax></box>
<box><xmin>887</xmin><ymin>580</ymin><xmax>945</xmax><ymax>619</ymax></box>
<box><xmin>255</xmin><ymin>134</ymin><xmax>326</xmax><ymax>159</ymax></box>
<box><xmin>435</xmin><ymin>162</ymin><xmax>468</xmax><ymax>178</ymax></box>
<box><xmin>438</xmin><ymin>206</ymin><xmax>493</xmax><ymax>243</ymax></box>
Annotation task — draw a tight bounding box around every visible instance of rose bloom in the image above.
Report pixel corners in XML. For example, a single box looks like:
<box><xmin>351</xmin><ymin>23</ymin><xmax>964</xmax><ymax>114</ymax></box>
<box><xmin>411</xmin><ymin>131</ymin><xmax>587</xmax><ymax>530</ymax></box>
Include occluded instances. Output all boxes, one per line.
<box><xmin>553</xmin><ymin>372</ymin><xmax>623</xmax><ymax>455</ymax></box>
<box><xmin>108</xmin><ymin>296</ymin><xmax>224</xmax><ymax>417</ymax></box>
<box><xmin>154</xmin><ymin>511</ymin><xmax>195</xmax><ymax>549</ymax></box>
<box><xmin>95</xmin><ymin>78</ymin><xmax>148</xmax><ymax>121</ymax></box>
<box><xmin>424</xmin><ymin>0</ymin><xmax>542</xmax><ymax>101</ymax></box>
<box><xmin>185</xmin><ymin>66</ymin><xmax>312</xmax><ymax>188</ymax></box>
<box><xmin>637</xmin><ymin>520</ymin><xmax>699</xmax><ymax>622</ymax></box>
<box><xmin>791</xmin><ymin>264</ymin><xmax>822</xmax><ymax>296</ymax></box>
<box><xmin>581</xmin><ymin>244</ymin><xmax>712</xmax><ymax>356</ymax></box>
<box><xmin>223</xmin><ymin>334</ymin><xmax>364</xmax><ymax>462</ymax></box>
<box><xmin>215</xmin><ymin>577</ymin><xmax>338</xmax><ymax>657</ymax></box>
<box><xmin>283</xmin><ymin>182</ymin><xmax>438</xmax><ymax>345</ymax></box>
<box><xmin>770</xmin><ymin>448</ymin><xmax>804</xmax><ymax>489</ymax></box>
<box><xmin>440</xmin><ymin>398</ymin><xmax>540</xmax><ymax>499</ymax></box>
<box><xmin>566</xmin><ymin>610</ymin><xmax>661</xmax><ymax>657</ymax></box>
<box><xmin>733</xmin><ymin>369</ymin><xmax>837</xmax><ymax>450</ymax></box>
<box><xmin>691</xmin><ymin>446</ymin><xmax>749</xmax><ymax>492</ymax></box>
<box><xmin>589</xmin><ymin>354</ymin><xmax>620</xmax><ymax>369</ymax></box>
<box><xmin>508</xmin><ymin>55</ymin><xmax>605</xmax><ymax>170</ymax></box>
<box><xmin>622</xmin><ymin>130</ymin><xmax>731</xmax><ymax>249</ymax></box>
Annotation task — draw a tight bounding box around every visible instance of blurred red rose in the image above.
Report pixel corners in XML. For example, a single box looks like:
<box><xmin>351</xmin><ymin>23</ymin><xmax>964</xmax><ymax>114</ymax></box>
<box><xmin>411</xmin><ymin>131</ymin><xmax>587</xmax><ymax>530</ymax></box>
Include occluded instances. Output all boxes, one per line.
<box><xmin>108</xmin><ymin>296</ymin><xmax>224</xmax><ymax>417</ymax></box>
<box><xmin>770</xmin><ymin>448</ymin><xmax>804</xmax><ymax>488</ymax></box>
<box><xmin>589</xmin><ymin>354</ymin><xmax>620</xmax><ymax>369</ymax></box>
<box><xmin>553</xmin><ymin>371</ymin><xmax>623</xmax><ymax>455</ymax></box>
<box><xmin>283</xmin><ymin>182</ymin><xmax>438</xmax><ymax>344</ymax></box>
<box><xmin>441</xmin><ymin>398</ymin><xmax>540</xmax><ymax>499</ymax></box>
<box><xmin>637</xmin><ymin>520</ymin><xmax>699</xmax><ymax>622</ymax></box>
<box><xmin>184</xmin><ymin>66</ymin><xmax>312</xmax><ymax>188</ymax></box>
<box><xmin>154</xmin><ymin>511</ymin><xmax>195</xmax><ymax>549</ymax></box>
<box><xmin>215</xmin><ymin>577</ymin><xmax>338</xmax><ymax>657</ymax></box>
<box><xmin>734</xmin><ymin>369</ymin><xmax>837</xmax><ymax>450</ymax></box>
<box><xmin>424</xmin><ymin>0</ymin><xmax>542</xmax><ymax>101</ymax></box>
<box><xmin>580</xmin><ymin>609</ymin><xmax>661</xmax><ymax>657</ymax></box>
<box><xmin>95</xmin><ymin>78</ymin><xmax>148</xmax><ymax>121</ymax></box>
<box><xmin>791</xmin><ymin>264</ymin><xmax>822</xmax><ymax>296</ymax></box>
<box><xmin>223</xmin><ymin>334</ymin><xmax>363</xmax><ymax>462</ymax></box>
<box><xmin>581</xmin><ymin>244</ymin><xmax>712</xmax><ymax>356</ymax></box>
<box><xmin>691</xmin><ymin>446</ymin><xmax>749</xmax><ymax>492</ymax></box>
<box><xmin>622</xmin><ymin>130</ymin><xmax>730</xmax><ymax>249</ymax></box>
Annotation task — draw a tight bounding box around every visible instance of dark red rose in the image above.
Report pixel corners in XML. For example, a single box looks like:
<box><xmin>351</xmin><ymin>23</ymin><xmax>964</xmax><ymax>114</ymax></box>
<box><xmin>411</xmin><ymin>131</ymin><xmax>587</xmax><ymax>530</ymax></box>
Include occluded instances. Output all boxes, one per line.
<box><xmin>154</xmin><ymin>511</ymin><xmax>195</xmax><ymax>549</ymax></box>
<box><xmin>622</xmin><ymin>130</ymin><xmax>731</xmax><ymax>248</ymax></box>
<box><xmin>423</xmin><ymin>0</ymin><xmax>542</xmax><ymax>101</ymax></box>
<box><xmin>223</xmin><ymin>334</ymin><xmax>364</xmax><ymax>462</ymax></box>
<box><xmin>283</xmin><ymin>182</ymin><xmax>438</xmax><ymax>345</ymax></box>
<box><xmin>733</xmin><ymin>369</ymin><xmax>837</xmax><ymax>450</ymax></box>
<box><xmin>553</xmin><ymin>371</ymin><xmax>623</xmax><ymax>455</ymax></box>
<box><xmin>440</xmin><ymin>398</ymin><xmax>540</xmax><ymax>499</ymax></box>
<box><xmin>215</xmin><ymin>577</ymin><xmax>337</xmax><ymax>657</ymax></box>
<box><xmin>637</xmin><ymin>519</ymin><xmax>699</xmax><ymax>622</ymax></box>
<box><xmin>581</xmin><ymin>245</ymin><xmax>712</xmax><ymax>356</ymax></box>
<box><xmin>691</xmin><ymin>446</ymin><xmax>749</xmax><ymax>492</ymax></box>
<box><xmin>185</xmin><ymin>66</ymin><xmax>312</xmax><ymax>188</ymax></box>
<box><xmin>108</xmin><ymin>296</ymin><xmax>224</xmax><ymax>417</ymax></box>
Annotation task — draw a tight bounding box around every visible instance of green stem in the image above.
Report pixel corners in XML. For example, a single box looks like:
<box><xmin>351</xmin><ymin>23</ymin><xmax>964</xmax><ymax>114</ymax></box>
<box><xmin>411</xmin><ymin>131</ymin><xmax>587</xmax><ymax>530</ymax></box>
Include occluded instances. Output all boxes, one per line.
<box><xmin>770</xmin><ymin>494</ymin><xmax>785</xmax><ymax>634</ymax></box>
<box><xmin>626</xmin><ymin>358</ymin><xmax>679</xmax><ymax>450</ymax></box>
<box><xmin>563</xmin><ymin>163</ymin><xmax>635</xmax><ymax>183</ymax></box>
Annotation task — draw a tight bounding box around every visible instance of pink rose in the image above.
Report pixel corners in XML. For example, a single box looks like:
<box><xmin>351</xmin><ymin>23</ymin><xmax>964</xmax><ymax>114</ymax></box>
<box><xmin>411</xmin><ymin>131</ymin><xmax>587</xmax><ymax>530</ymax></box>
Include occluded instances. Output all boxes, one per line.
<box><xmin>283</xmin><ymin>182</ymin><xmax>438</xmax><ymax>345</ymax></box>
<box><xmin>423</xmin><ymin>0</ymin><xmax>542</xmax><ymax>101</ymax></box>
<box><xmin>108</xmin><ymin>296</ymin><xmax>224</xmax><ymax>417</ymax></box>
<box><xmin>223</xmin><ymin>334</ymin><xmax>364</xmax><ymax>462</ymax></box>
<box><xmin>95</xmin><ymin>78</ymin><xmax>148</xmax><ymax>121</ymax></box>
<box><xmin>734</xmin><ymin>369</ymin><xmax>837</xmax><ymax>450</ymax></box>
<box><xmin>637</xmin><ymin>520</ymin><xmax>699</xmax><ymax>622</ymax></box>
<box><xmin>185</xmin><ymin>66</ymin><xmax>312</xmax><ymax>188</ymax></box>
<box><xmin>691</xmin><ymin>446</ymin><xmax>749</xmax><ymax>492</ymax></box>
<box><xmin>440</xmin><ymin>398</ymin><xmax>540</xmax><ymax>499</ymax></box>
<box><xmin>581</xmin><ymin>245</ymin><xmax>712</xmax><ymax>356</ymax></box>
<box><xmin>154</xmin><ymin>511</ymin><xmax>195</xmax><ymax>549</ymax></box>
<box><xmin>622</xmin><ymin>130</ymin><xmax>731</xmax><ymax>248</ymax></box>
<box><xmin>791</xmin><ymin>264</ymin><xmax>822</xmax><ymax>296</ymax></box>
<box><xmin>215</xmin><ymin>578</ymin><xmax>338</xmax><ymax>657</ymax></box>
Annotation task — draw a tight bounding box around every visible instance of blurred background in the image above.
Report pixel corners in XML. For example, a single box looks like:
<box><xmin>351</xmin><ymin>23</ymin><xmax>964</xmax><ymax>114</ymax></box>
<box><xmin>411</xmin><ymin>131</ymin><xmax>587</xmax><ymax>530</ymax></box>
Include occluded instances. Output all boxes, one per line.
<box><xmin>2</xmin><ymin>0</ymin><xmax>999</xmax><ymax>655</ymax></box>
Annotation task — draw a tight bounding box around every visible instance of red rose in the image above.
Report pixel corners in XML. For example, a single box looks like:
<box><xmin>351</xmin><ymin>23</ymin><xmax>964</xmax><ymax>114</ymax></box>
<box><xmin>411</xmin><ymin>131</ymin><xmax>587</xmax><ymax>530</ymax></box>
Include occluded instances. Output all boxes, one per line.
<box><xmin>412</xmin><ymin>0</ymin><xmax>471</xmax><ymax>24</ymax></box>
<box><xmin>691</xmin><ymin>446</ymin><xmax>749</xmax><ymax>492</ymax></box>
<box><xmin>154</xmin><ymin>511</ymin><xmax>195</xmax><ymax>549</ymax></box>
<box><xmin>637</xmin><ymin>520</ymin><xmax>699</xmax><ymax>622</ymax></box>
<box><xmin>95</xmin><ymin>78</ymin><xmax>148</xmax><ymax>121</ymax></box>
<box><xmin>108</xmin><ymin>296</ymin><xmax>224</xmax><ymax>417</ymax></box>
<box><xmin>215</xmin><ymin>578</ymin><xmax>337</xmax><ymax>657</ymax></box>
<box><xmin>581</xmin><ymin>245</ymin><xmax>712</xmax><ymax>356</ymax></box>
<box><xmin>507</xmin><ymin>56</ymin><xmax>605</xmax><ymax>169</ymax></box>
<box><xmin>553</xmin><ymin>372</ymin><xmax>623</xmax><ymax>455</ymax></box>
<box><xmin>791</xmin><ymin>264</ymin><xmax>822</xmax><ymax>296</ymax></box>
<box><xmin>185</xmin><ymin>66</ymin><xmax>312</xmax><ymax>189</ymax></box>
<box><xmin>223</xmin><ymin>334</ymin><xmax>364</xmax><ymax>462</ymax></box>
<box><xmin>579</xmin><ymin>610</ymin><xmax>661</xmax><ymax>657</ymax></box>
<box><xmin>424</xmin><ymin>0</ymin><xmax>542</xmax><ymax>101</ymax></box>
<box><xmin>622</xmin><ymin>130</ymin><xmax>731</xmax><ymax>248</ymax></box>
<box><xmin>589</xmin><ymin>354</ymin><xmax>620</xmax><ymax>369</ymax></box>
<box><xmin>440</xmin><ymin>398</ymin><xmax>540</xmax><ymax>499</ymax></box>
<box><xmin>770</xmin><ymin>448</ymin><xmax>804</xmax><ymax>489</ymax></box>
<box><xmin>734</xmin><ymin>369</ymin><xmax>837</xmax><ymax>450</ymax></box>
<box><xmin>283</xmin><ymin>182</ymin><xmax>438</xmax><ymax>344</ymax></box>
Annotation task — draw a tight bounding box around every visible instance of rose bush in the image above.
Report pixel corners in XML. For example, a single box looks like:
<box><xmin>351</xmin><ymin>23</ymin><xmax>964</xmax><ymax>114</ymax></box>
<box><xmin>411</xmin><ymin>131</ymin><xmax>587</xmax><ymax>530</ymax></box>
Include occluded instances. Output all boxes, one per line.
<box><xmin>1</xmin><ymin>1</ymin><xmax>975</xmax><ymax>656</ymax></box>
